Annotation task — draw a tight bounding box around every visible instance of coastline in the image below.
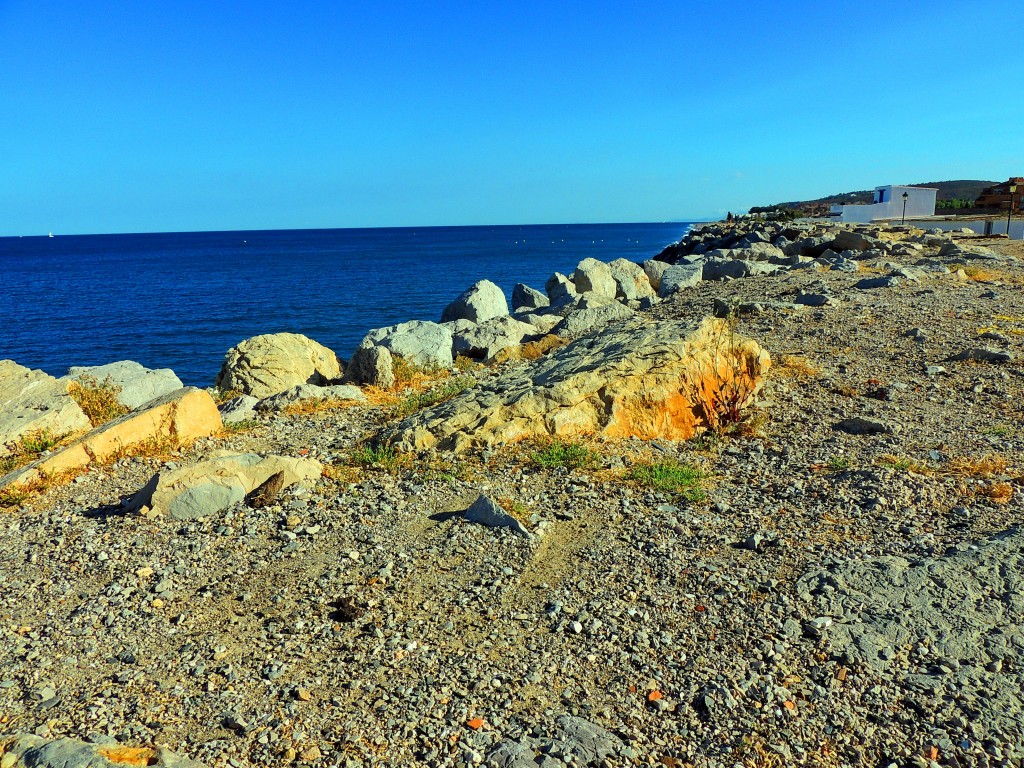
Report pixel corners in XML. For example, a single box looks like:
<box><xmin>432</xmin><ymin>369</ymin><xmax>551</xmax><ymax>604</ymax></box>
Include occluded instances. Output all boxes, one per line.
<box><xmin>2</xmin><ymin>217</ymin><xmax>1024</xmax><ymax>767</ymax></box>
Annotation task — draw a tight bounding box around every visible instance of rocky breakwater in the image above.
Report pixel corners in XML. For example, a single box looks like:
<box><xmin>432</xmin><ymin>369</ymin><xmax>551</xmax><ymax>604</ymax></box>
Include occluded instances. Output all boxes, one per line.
<box><xmin>381</xmin><ymin>316</ymin><xmax>770</xmax><ymax>452</ymax></box>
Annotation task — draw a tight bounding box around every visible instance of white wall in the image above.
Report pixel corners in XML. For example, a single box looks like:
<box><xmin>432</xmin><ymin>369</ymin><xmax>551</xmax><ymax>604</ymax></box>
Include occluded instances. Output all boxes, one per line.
<box><xmin>909</xmin><ymin>218</ymin><xmax>1024</xmax><ymax>240</ymax></box>
<box><xmin>834</xmin><ymin>186</ymin><xmax>937</xmax><ymax>222</ymax></box>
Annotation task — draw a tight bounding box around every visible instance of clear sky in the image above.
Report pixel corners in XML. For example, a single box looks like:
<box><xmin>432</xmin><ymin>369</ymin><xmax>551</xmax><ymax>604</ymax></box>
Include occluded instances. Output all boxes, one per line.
<box><xmin>2</xmin><ymin>0</ymin><xmax>1023</xmax><ymax>235</ymax></box>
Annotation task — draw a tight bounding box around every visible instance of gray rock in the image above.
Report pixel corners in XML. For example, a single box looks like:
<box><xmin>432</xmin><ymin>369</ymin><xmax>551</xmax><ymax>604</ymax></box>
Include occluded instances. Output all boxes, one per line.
<box><xmin>572</xmin><ymin>258</ymin><xmax>617</xmax><ymax>299</ymax></box>
<box><xmin>465</xmin><ymin>495</ymin><xmax>532</xmax><ymax>539</ymax></box>
<box><xmin>342</xmin><ymin>343</ymin><xmax>395</xmax><ymax>388</ymax></box>
<box><xmin>946</xmin><ymin>347</ymin><xmax>1014</xmax><ymax>364</ymax></box>
<box><xmin>125</xmin><ymin>453</ymin><xmax>322</xmax><ymax>520</ymax></box>
<box><xmin>453</xmin><ymin>317</ymin><xmax>537</xmax><ymax>361</ymax></box>
<box><xmin>65</xmin><ymin>360</ymin><xmax>183</xmax><ymax>410</ymax></box>
<box><xmin>552</xmin><ymin>302</ymin><xmax>634</xmax><ymax>338</ymax></box>
<box><xmin>834</xmin><ymin>417</ymin><xmax>893</xmax><ymax>435</ymax></box>
<box><xmin>703</xmin><ymin>258</ymin><xmax>751</xmax><ymax>280</ymax></box>
<box><xmin>255</xmin><ymin>383</ymin><xmax>366</xmax><ymax>411</ymax></box>
<box><xmin>641</xmin><ymin>260</ymin><xmax>671</xmax><ymax>291</ymax></box>
<box><xmin>832</xmin><ymin>229</ymin><xmax>882</xmax><ymax>252</ymax></box>
<box><xmin>795</xmin><ymin>292</ymin><xmax>837</xmax><ymax>307</ymax></box>
<box><xmin>441</xmin><ymin>279</ymin><xmax>509</xmax><ymax>324</ymax></box>
<box><xmin>363</xmin><ymin>320</ymin><xmax>454</xmax><ymax>369</ymax></box>
<box><xmin>855</xmin><ymin>276</ymin><xmax>900</xmax><ymax>290</ymax></box>
<box><xmin>606</xmin><ymin>258</ymin><xmax>655</xmax><ymax>301</ymax></box>
<box><xmin>511</xmin><ymin>283</ymin><xmax>549</xmax><ymax>312</ymax></box>
<box><xmin>658</xmin><ymin>262</ymin><xmax>703</xmax><ymax>297</ymax></box>
<box><xmin>545</xmin><ymin>272</ymin><xmax>578</xmax><ymax>305</ymax></box>
<box><xmin>737</xmin><ymin>242</ymin><xmax>785</xmax><ymax>261</ymax></box>
<box><xmin>0</xmin><ymin>733</ymin><xmax>208</xmax><ymax>766</ymax></box>
<box><xmin>0</xmin><ymin>360</ymin><xmax>91</xmax><ymax>456</ymax></box>
<box><xmin>218</xmin><ymin>395</ymin><xmax>259</xmax><ymax>425</ymax></box>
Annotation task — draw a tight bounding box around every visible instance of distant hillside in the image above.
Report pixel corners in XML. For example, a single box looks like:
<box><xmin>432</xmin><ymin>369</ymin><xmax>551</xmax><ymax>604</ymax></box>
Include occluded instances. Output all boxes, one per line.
<box><xmin>751</xmin><ymin>180</ymin><xmax>999</xmax><ymax>217</ymax></box>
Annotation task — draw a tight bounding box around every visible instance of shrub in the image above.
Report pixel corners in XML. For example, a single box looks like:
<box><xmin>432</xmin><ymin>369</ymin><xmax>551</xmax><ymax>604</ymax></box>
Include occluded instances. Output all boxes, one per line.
<box><xmin>68</xmin><ymin>375</ymin><xmax>128</xmax><ymax>427</ymax></box>
<box><xmin>349</xmin><ymin>444</ymin><xmax>407</xmax><ymax>471</ymax></box>
<box><xmin>530</xmin><ymin>440</ymin><xmax>597</xmax><ymax>470</ymax></box>
<box><xmin>628</xmin><ymin>459</ymin><xmax>705</xmax><ymax>502</ymax></box>
<box><xmin>391</xmin><ymin>376</ymin><xmax>474</xmax><ymax>419</ymax></box>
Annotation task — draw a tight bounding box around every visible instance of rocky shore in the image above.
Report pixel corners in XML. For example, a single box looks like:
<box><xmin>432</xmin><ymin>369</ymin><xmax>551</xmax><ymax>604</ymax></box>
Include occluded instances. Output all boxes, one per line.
<box><xmin>2</xmin><ymin>219</ymin><xmax>1023</xmax><ymax>768</ymax></box>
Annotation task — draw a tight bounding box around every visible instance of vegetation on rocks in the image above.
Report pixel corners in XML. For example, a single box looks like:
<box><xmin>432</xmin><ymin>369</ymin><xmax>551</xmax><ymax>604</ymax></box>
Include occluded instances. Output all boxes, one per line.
<box><xmin>627</xmin><ymin>458</ymin><xmax>705</xmax><ymax>502</ymax></box>
<box><xmin>66</xmin><ymin>374</ymin><xmax>129</xmax><ymax>427</ymax></box>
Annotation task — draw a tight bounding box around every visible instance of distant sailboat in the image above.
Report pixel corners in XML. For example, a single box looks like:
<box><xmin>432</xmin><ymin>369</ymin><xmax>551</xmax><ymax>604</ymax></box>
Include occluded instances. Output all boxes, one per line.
<box><xmin>48</xmin><ymin>232</ymin><xmax>54</xmax><ymax>238</ymax></box>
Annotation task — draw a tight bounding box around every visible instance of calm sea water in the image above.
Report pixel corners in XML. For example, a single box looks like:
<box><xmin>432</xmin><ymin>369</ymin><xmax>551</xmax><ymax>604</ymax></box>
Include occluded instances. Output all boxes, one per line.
<box><xmin>0</xmin><ymin>223</ymin><xmax>690</xmax><ymax>387</ymax></box>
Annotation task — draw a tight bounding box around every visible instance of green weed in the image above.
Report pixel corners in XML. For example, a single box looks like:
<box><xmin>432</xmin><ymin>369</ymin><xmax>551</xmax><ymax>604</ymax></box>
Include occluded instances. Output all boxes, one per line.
<box><xmin>530</xmin><ymin>440</ymin><xmax>597</xmax><ymax>470</ymax></box>
<box><xmin>628</xmin><ymin>459</ymin><xmax>706</xmax><ymax>502</ymax></box>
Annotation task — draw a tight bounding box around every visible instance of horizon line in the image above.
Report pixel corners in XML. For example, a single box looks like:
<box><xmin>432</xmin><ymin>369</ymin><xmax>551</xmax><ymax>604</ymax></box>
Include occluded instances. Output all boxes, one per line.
<box><xmin>0</xmin><ymin>218</ymin><xmax>712</xmax><ymax>240</ymax></box>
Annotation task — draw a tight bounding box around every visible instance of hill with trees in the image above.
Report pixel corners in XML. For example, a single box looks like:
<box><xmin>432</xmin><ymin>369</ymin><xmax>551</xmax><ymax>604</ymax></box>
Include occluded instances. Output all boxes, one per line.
<box><xmin>750</xmin><ymin>180</ymin><xmax>998</xmax><ymax>218</ymax></box>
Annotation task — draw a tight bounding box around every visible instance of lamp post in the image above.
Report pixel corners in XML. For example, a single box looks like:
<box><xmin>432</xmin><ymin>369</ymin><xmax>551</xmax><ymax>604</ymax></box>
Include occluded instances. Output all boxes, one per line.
<box><xmin>1009</xmin><ymin>184</ymin><xmax>1018</xmax><ymax>239</ymax></box>
<box><xmin>901</xmin><ymin>191</ymin><xmax>909</xmax><ymax>225</ymax></box>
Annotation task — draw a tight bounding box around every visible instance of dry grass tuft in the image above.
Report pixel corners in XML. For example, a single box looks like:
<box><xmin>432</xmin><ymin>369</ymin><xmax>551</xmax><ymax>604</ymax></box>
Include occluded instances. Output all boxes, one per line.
<box><xmin>980</xmin><ymin>482</ymin><xmax>1014</xmax><ymax>505</ymax></box>
<box><xmin>281</xmin><ymin>396</ymin><xmax>357</xmax><ymax>417</ymax></box>
<box><xmin>67</xmin><ymin>375</ymin><xmax>129</xmax><ymax>427</ymax></box>
<box><xmin>947</xmin><ymin>454</ymin><xmax>1009</xmax><ymax>477</ymax></box>
<box><xmin>961</xmin><ymin>265</ymin><xmax>1004</xmax><ymax>282</ymax></box>
<box><xmin>772</xmin><ymin>355</ymin><xmax>820</xmax><ymax>381</ymax></box>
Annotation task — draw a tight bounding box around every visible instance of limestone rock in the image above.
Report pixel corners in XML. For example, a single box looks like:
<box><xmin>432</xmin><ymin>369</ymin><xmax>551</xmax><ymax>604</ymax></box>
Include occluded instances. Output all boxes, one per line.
<box><xmin>381</xmin><ymin>316</ymin><xmax>770</xmax><ymax>453</ymax></box>
<box><xmin>607</xmin><ymin>258</ymin><xmax>655</xmax><ymax>301</ymax></box>
<box><xmin>464</xmin><ymin>494</ymin><xmax>532</xmax><ymax>539</ymax></box>
<box><xmin>125</xmin><ymin>452</ymin><xmax>322</xmax><ymax>520</ymax></box>
<box><xmin>362</xmin><ymin>320</ymin><xmax>454</xmax><ymax>370</ymax></box>
<box><xmin>218</xmin><ymin>395</ymin><xmax>259</xmax><ymax>425</ymax></box>
<box><xmin>511</xmin><ymin>283</ymin><xmax>549</xmax><ymax>312</ymax></box>
<box><xmin>65</xmin><ymin>360</ymin><xmax>183</xmax><ymax>410</ymax></box>
<box><xmin>343</xmin><ymin>343</ymin><xmax>395</xmax><ymax>388</ymax></box>
<box><xmin>0</xmin><ymin>360</ymin><xmax>92</xmax><ymax>456</ymax></box>
<box><xmin>514</xmin><ymin>312</ymin><xmax>562</xmax><ymax>335</ymax></box>
<box><xmin>255</xmin><ymin>384</ymin><xmax>366</xmax><ymax>412</ymax></box>
<box><xmin>572</xmin><ymin>258</ymin><xmax>617</xmax><ymax>299</ymax></box>
<box><xmin>658</xmin><ymin>262</ymin><xmax>703</xmax><ymax>297</ymax></box>
<box><xmin>452</xmin><ymin>317</ymin><xmax>538</xmax><ymax>361</ymax></box>
<box><xmin>545</xmin><ymin>272</ymin><xmax>578</xmax><ymax>305</ymax></box>
<box><xmin>1</xmin><ymin>388</ymin><xmax>222</xmax><ymax>491</ymax></box>
<box><xmin>642</xmin><ymin>260</ymin><xmax>671</xmax><ymax>291</ymax></box>
<box><xmin>0</xmin><ymin>733</ymin><xmax>208</xmax><ymax>767</ymax></box>
<box><xmin>215</xmin><ymin>333</ymin><xmax>342</xmax><ymax>398</ymax></box>
<box><xmin>440</xmin><ymin>279</ymin><xmax>509</xmax><ymax>324</ymax></box>
<box><xmin>855</xmin><ymin>275</ymin><xmax>900</xmax><ymax>290</ymax></box>
<box><xmin>832</xmin><ymin>229</ymin><xmax>882</xmax><ymax>252</ymax></box>
<box><xmin>552</xmin><ymin>301</ymin><xmax>634</xmax><ymax>338</ymax></box>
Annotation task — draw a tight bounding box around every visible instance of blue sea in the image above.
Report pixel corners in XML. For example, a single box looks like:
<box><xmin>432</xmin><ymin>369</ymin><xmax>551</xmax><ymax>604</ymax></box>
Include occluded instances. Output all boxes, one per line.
<box><xmin>0</xmin><ymin>223</ymin><xmax>690</xmax><ymax>387</ymax></box>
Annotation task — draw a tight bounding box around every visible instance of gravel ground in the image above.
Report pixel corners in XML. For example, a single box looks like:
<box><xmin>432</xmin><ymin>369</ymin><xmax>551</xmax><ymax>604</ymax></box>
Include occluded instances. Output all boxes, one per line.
<box><xmin>2</xmin><ymin>229</ymin><xmax>1024</xmax><ymax>768</ymax></box>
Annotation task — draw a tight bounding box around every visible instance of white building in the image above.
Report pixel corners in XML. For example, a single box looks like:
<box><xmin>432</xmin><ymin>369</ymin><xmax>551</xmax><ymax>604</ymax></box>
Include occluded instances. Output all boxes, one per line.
<box><xmin>831</xmin><ymin>185</ymin><xmax>937</xmax><ymax>223</ymax></box>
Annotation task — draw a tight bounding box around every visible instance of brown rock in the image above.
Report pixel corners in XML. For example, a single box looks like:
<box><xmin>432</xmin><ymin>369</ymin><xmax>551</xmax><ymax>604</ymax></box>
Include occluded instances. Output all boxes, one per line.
<box><xmin>246</xmin><ymin>470</ymin><xmax>285</xmax><ymax>508</ymax></box>
<box><xmin>1</xmin><ymin>388</ymin><xmax>222</xmax><ymax>491</ymax></box>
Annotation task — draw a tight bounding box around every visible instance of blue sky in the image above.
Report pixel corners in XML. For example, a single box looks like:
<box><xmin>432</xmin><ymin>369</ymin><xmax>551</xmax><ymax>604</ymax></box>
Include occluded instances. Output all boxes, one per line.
<box><xmin>2</xmin><ymin>1</ymin><xmax>1023</xmax><ymax>235</ymax></box>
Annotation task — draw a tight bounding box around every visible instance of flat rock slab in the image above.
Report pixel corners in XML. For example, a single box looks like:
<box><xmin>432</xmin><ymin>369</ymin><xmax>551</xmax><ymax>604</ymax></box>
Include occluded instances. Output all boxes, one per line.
<box><xmin>125</xmin><ymin>452</ymin><xmax>322</xmax><ymax>519</ymax></box>
<box><xmin>254</xmin><ymin>383</ymin><xmax>366</xmax><ymax>411</ymax></box>
<box><xmin>798</xmin><ymin>528</ymin><xmax>1024</xmax><ymax>738</ymax></box>
<box><xmin>486</xmin><ymin>715</ymin><xmax>622</xmax><ymax>767</ymax></box>
<box><xmin>64</xmin><ymin>360</ymin><xmax>183</xmax><ymax>410</ymax></box>
<box><xmin>0</xmin><ymin>733</ymin><xmax>207</xmax><ymax>767</ymax></box>
<box><xmin>1</xmin><ymin>388</ymin><xmax>222</xmax><ymax>490</ymax></box>
<box><xmin>0</xmin><ymin>360</ymin><xmax>91</xmax><ymax>456</ymax></box>
<box><xmin>381</xmin><ymin>316</ymin><xmax>769</xmax><ymax>452</ymax></box>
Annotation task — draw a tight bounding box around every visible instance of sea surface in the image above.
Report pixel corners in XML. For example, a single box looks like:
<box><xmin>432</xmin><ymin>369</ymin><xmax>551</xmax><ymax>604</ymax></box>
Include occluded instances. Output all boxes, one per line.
<box><xmin>0</xmin><ymin>223</ymin><xmax>691</xmax><ymax>387</ymax></box>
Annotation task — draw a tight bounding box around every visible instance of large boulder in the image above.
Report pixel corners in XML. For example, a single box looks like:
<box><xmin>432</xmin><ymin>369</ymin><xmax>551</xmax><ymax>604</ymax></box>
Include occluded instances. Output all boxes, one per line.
<box><xmin>545</xmin><ymin>273</ymin><xmax>578</xmax><ymax>305</ymax></box>
<box><xmin>440</xmin><ymin>280</ymin><xmax>509</xmax><ymax>324</ymax></box>
<box><xmin>452</xmin><ymin>316</ymin><xmax>538</xmax><ymax>361</ymax></box>
<box><xmin>607</xmin><ymin>258</ymin><xmax>655</xmax><ymax>301</ymax></box>
<box><xmin>832</xmin><ymin>229</ymin><xmax>882</xmax><ymax>252</ymax></box>
<box><xmin>552</xmin><ymin>301</ymin><xmax>634</xmax><ymax>338</ymax></box>
<box><xmin>65</xmin><ymin>360</ymin><xmax>183</xmax><ymax>410</ymax></box>
<box><xmin>342</xmin><ymin>343</ymin><xmax>395</xmax><ymax>388</ymax></box>
<box><xmin>362</xmin><ymin>320</ymin><xmax>453</xmax><ymax>369</ymax></box>
<box><xmin>125</xmin><ymin>452</ymin><xmax>322</xmax><ymax>520</ymax></box>
<box><xmin>641</xmin><ymin>260</ymin><xmax>671</xmax><ymax>291</ymax></box>
<box><xmin>511</xmin><ymin>283</ymin><xmax>549</xmax><ymax>312</ymax></box>
<box><xmin>658</xmin><ymin>262</ymin><xmax>703</xmax><ymax>297</ymax></box>
<box><xmin>0</xmin><ymin>360</ymin><xmax>91</xmax><ymax>456</ymax></box>
<box><xmin>572</xmin><ymin>258</ymin><xmax>617</xmax><ymax>299</ymax></box>
<box><xmin>215</xmin><ymin>333</ymin><xmax>342</xmax><ymax>399</ymax></box>
<box><xmin>381</xmin><ymin>316</ymin><xmax>770</xmax><ymax>452</ymax></box>
<box><xmin>0</xmin><ymin>733</ymin><xmax>207</xmax><ymax>767</ymax></box>
<box><xmin>1</xmin><ymin>388</ymin><xmax>221</xmax><ymax>491</ymax></box>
